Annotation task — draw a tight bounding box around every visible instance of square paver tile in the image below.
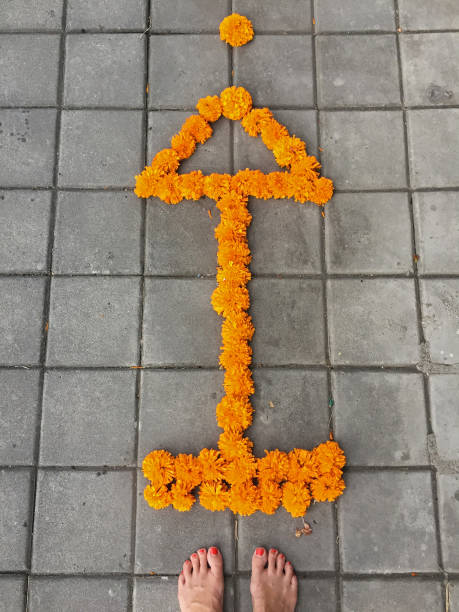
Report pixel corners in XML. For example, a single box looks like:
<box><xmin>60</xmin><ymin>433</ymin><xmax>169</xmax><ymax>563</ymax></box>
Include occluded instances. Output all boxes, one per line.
<box><xmin>46</xmin><ymin>277</ymin><xmax>140</xmax><ymax>366</ymax></box>
<box><xmin>0</xmin><ymin>35</ymin><xmax>60</xmax><ymax>105</ymax></box>
<box><xmin>0</xmin><ymin>109</ymin><xmax>56</xmax><ymax>187</ymax></box>
<box><xmin>249</xmin><ymin>369</ymin><xmax>329</xmax><ymax>455</ymax></box>
<box><xmin>234</xmin><ymin>109</ymin><xmax>318</xmax><ymax>173</ymax></box>
<box><xmin>0</xmin><ymin>190</ymin><xmax>51</xmax><ymax>273</ymax></box>
<box><xmin>325</xmin><ymin>192</ymin><xmax>412</xmax><ymax>274</ymax></box>
<box><xmin>135</xmin><ymin>477</ymin><xmax>234</xmax><ymax>574</ymax></box>
<box><xmin>67</xmin><ymin>0</ymin><xmax>146</xmax><ymax>30</ymax></box>
<box><xmin>429</xmin><ymin>375</ymin><xmax>459</xmax><ymax>463</ymax></box>
<box><xmin>238</xmin><ymin>504</ymin><xmax>336</xmax><ymax>572</ymax></box>
<box><xmin>234</xmin><ymin>35</ymin><xmax>314</xmax><ymax>107</ymax></box>
<box><xmin>32</xmin><ymin>470</ymin><xmax>133</xmax><ymax>573</ymax></box>
<box><xmin>437</xmin><ymin>474</ymin><xmax>459</xmax><ymax>571</ymax></box>
<box><xmin>0</xmin><ymin>576</ymin><xmax>25</xmax><ymax>611</ymax></box>
<box><xmin>320</xmin><ymin>111</ymin><xmax>406</xmax><ymax>189</ymax></box>
<box><xmin>0</xmin><ymin>0</ymin><xmax>62</xmax><ymax>30</ymax></box>
<box><xmin>451</xmin><ymin>583</ymin><xmax>459</xmax><ymax>612</ymax></box>
<box><xmin>398</xmin><ymin>0</ymin><xmax>459</xmax><ymax>30</ymax></box>
<box><xmin>0</xmin><ymin>277</ymin><xmax>46</xmax><ymax>366</ymax></box>
<box><xmin>41</xmin><ymin>370</ymin><xmax>137</xmax><ymax>466</ymax></box>
<box><xmin>0</xmin><ymin>369</ymin><xmax>40</xmax><ymax>465</ymax></box>
<box><xmin>328</xmin><ymin>279</ymin><xmax>420</xmax><ymax>366</ymax></box>
<box><xmin>317</xmin><ymin>35</ymin><xmax>400</xmax><ymax>107</ymax></box>
<box><xmin>53</xmin><ymin>191</ymin><xmax>142</xmax><ymax>274</ymax></box>
<box><xmin>413</xmin><ymin>191</ymin><xmax>459</xmax><ymax>274</ymax></box>
<box><xmin>407</xmin><ymin>109</ymin><xmax>459</xmax><ymax>188</ymax></box>
<box><xmin>315</xmin><ymin>0</ymin><xmax>395</xmax><ymax>32</ymax></box>
<box><xmin>250</xmin><ymin>279</ymin><xmax>325</xmax><ymax>366</ymax></box>
<box><xmin>401</xmin><ymin>34</ymin><xmax>459</xmax><ymax>106</ymax></box>
<box><xmin>333</xmin><ymin>371</ymin><xmax>428</xmax><ymax>466</ymax></box>
<box><xmin>151</xmin><ymin>1</ymin><xmax>227</xmax><ymax>32</ymax></box>
<box><xmin>149</xmin><ymin>36</ymin><xmax>229</xmax><ymax>108</ymax></box>
<box><xmin>342</xmin><ymin>578</ymin><xmax>443</xmax><ymax>612</ymax></box>
<box><xmin>0</xmin><ymin>468</ymin><xmax>32</xmax><ymax>571</ymax></box>
<box><xmin>248</xmin><ymin>198</ymin><xmax>322</xmax><ymax>275</ymax></box>
<box><xmin>420</xmin><ymin>279</ymin><xmax>459</xmax><ymax>365</ymax></box>
<box><xmin>64</xmin><ymin>34</ymin><xmax>145</xmax><ymax>106</ymax></box>
<box><xmin>142</xmin><ymin>279</ymin><xmax>220</xmax><ymax>366</ymax></box>
<box><xmin>58</xmin><ymin>110</ymin><xmax>143</xmax><ymax>188</ymax></box>
<box><xmin>148</xmin><ymin>111</ymin><xmax>231</xmax><ymax>174</ymax></box>
<box><xmin>233</xmin><ymin>0</ymin><xmax>312</xmax><ymax>32</ymax></box>
<box><xmin>138</xmin><ymin>370</ymin><xmax>223</xmax><ymax>461</ymax></box>
<box><xmin>238</xmin><ymin>576</ymin><xmax>336</xmax><ymax>612</ymax></box>
<box><xmin>339</xmin><ymin>470</ymin><xmax>438</xmax><ymax>572</ymax></box>
<box><xmin>29</xmin><ymin>577</ymin><xmax>129</xmax><ymax>612</ymax></box>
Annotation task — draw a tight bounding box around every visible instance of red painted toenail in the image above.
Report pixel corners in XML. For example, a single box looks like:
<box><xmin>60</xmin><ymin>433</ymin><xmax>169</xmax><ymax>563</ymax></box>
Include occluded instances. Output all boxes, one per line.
<box><xmin>270</xmin><ymin>549</ymin><xmax>277</xmax><ymax>554</ymax></box>
<box><xmin>185</xmin><ymin>560</ymin><xmax>191</xmax><ymax>564</ymax></box>
<box><xmin>210</xmin><ymin>547</ymin><xmax>218</xmax><ymax>555</ymax></box>
<box><xmin>191</xmin><ymin>553</ymin><xmax>198</xmax><ymax>558</ymax></box>
<box><xmin>279</xmin><ymin>553</ymin><xmax>284</xmax><ymax>558</ymax></box>
<box><xmin>199</xmin><ymin>548</ymin><xmax>206</xmax><ymax>554</ymax></box>
<box><xmin>256</xmin><ymin>548</ymin><xmax>264</xmax><ymax>556</ymax></box>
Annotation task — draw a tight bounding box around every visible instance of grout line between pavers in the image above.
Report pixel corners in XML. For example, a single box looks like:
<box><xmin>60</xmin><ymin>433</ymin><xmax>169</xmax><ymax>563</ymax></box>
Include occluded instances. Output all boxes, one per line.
<box><xmin>3</xmin><ymin>28</ymin><xmax>459</xmax><ymax>35</ymax></box>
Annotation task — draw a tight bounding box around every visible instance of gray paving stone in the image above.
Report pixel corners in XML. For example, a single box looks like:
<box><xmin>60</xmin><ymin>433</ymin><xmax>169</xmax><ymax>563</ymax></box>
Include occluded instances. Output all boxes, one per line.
<box><xmin>0</xmin><ymin>369</ymin><xmax>40</xmax><ymax>465</ymax></box>
<box><xmin>332</xmin><ymin>371</ymin><xmax>428</xmax><ymax>466</ymax></box>
<box><xmin>0</xmin><ymin>576</ymin><xmax>25</xmax><ymax>612</ymax></box>
<box><xmin>29</xmin><ymin>577</ymin><xmax>129</xmax><ymax>612</ymax></box>
<box><xmin>233</xmin><ymin>0</ymin><xmax>312</xmax><ymax>32</ymax></box>
<box><xmin>234</xmin><ymin>109</ymin><xmax>318</xmax><ymax>173</ymax></box>
<box><xmin>0</xmin><ymin>35</ymin><xmax>60</xmax><ymax>105</ymax></box>
<box><xmin>317</xmin><ymin>35</ymin><xmax>400</xmax><ymax>107</ymax></box>
<box><xmin>320</xmin><ymin>111</ymin><xmax>406</xmax><ymax>189</ymax></box>
<box><xmin>58</xmin><ymin>110</ymin><xmax>143</xmax><ymax>188</ymax></box>
<box><xmin>325</xmin><ymin>192</ymin><xmax>413</xmax><ymax>274</ymax></box>
<box><xmin>238</xmin><ymin>575</ymin><xmax>336</xmax><ymax>612</ymax></box>
<box><xmin>342</xmin><ymin>578</ymin><xmax>443</xmax><ymax>612</ymax></box>
<box><xmin>437</xmin><ymin>474</ymin><xmax>459</xmax><ymax>571</ymax></box>
<box><xmin>0</xmin><ymin>109</ymin><xmax>56</xmax><ymax>187</ymax></box>
<box><xmin>32</xmin><ymin>470</ymin><xmax>133</xmax><ymax>573</ymax></box>
<box><xmin>0</xmin><ymin>277</ymin><xmax>46</xmax><ymax>366</ymax></box>
<box><xmin>234</xmin><ymin>36</ymin><xmax>314</xmax><ymax>107</ymax></box>
<box><xmin>315</xmin><ymin>0</ymin><xmax>395</xmax><ymax>32</ymax></box>
<box><xmin>135</xmin><ymin>476</ymin><xmax>234</xmax><ymax>574</ymax></box>
<box><xmin>451</xmin><ymin>582</ymin><xmax>459</xmax><ymax>612</ymax></box>
<box><xmin>0</xmin><ymin>468</ymin><xmax>32</xmax><ymax>571</ymax></box>
<box><xmin>420</xmin><ymin>279</ymin><xmax>459</xmax><ymax>365</ymax></box>
<box><xmin>67</xmin><ymin>0</ymin><xmax>146</xmax><ymax>31</ymax></box>
<box><xmin>407</xmin><ymin>109</ymin><xmax>459</xmax><ymax>188</ymax></box>
<box><xmin>53</xmin><ymin>191</ymin><xmax>142</xmax><ymax>274</ymax></box>
<box><xmin>413</xmin><ymin>191</ymin><xmax>459</xmax><ymax>275</ymax></box>
<box><xmin>398</xmin><ymin>0</ymin><xmax>459</xmax><ymax>30</ymax></box>
<box><xmin>41</xmin><ymin>370</ymin><xmax>137</xmax><ymax>466</ymax></box>
<box><xmin>429</xmin><ymin>375</ymin><xmax>459</xmax><ymax>463</ymax></box>
<box><xmin>0</xmin><ymin>0</ymin><xmax>62</xmax><ymax>30</ymax></box>
<box><xmin>238</xmin><ymin>504</ymin><xmax>336</xmax><ymax>572</ymax></box>
<box><xmin>64</xmin><ymin>34</ymin><xmax>145</xmax><ymax>107</ymax></box>
<box><xmin>148</xmin><ymin>111</ymin><xmax>231</xmax><ymax>174</ymax></box>
<box><xmin>339</xmin><ymin>471</ymin><xmax>438</xmax><ymax>572</ymax></box>
<box><xmin>46</xmin><ymin>277</ymin><xmax>140</xmax><ymax>366</ymax></box>
<box><xmin>0</xmin><ymin>190</ymin><xmax>51</xmax><ymax>273</ymax></box>
<box><xmin>142</xmin><ymin>279</ymin><xmax>220</xmax><ymax>366</ymax></box>
<box><xmin>138</xmin><ymin>370</ymin><xmax>223</xmax><ymax>462</ymax></box>
<box><xmin>250</xmin><ymin>369</ymin><xmax>329</xmax><ymax>455</ymax></box>
<box><xmin>328</xmin><ymin>279</ymin><xmax>420</xmax><ymax>366</ymax></box>
<box><xmin>149</xmin><ymin>36</ymin><xmax>229</xmax><ymax>108</ymax></box>
<box><xmin>248</xmin><ymin>198</ymin><xmax>322</xmax><ymax>275</ymax></box>
<box><xmin>401</xmin><ymin>34</ymin><xmax>459</xmax><ymax>107</ymax></box>
<box><xmin>151</xmin><ymin>1</ymin><xmax>228</xmax><ymax>33</ymax></box>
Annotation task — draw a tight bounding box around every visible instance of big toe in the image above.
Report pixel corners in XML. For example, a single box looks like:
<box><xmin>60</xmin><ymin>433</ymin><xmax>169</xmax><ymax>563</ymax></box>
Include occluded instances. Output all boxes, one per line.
<box><xmin>207</xmin><ymin>546</ymin><xmax>223</xmax><ymax>577</ymax></box>
<box><xmin>251</xmin><ymin>547</ymin><xmax>267</xmax><ymax>575</ymax></box>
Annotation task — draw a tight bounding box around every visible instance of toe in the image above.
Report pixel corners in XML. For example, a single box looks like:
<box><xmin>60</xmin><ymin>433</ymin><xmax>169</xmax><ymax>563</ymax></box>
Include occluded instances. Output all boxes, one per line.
<box><xmin>178</xmin><ymin>571</ymin><xmax>185</xmax><ymax>586</ymax></box>
<box><xmin>197</xmin><ymin>548</ymin><xmax>208</xmax><ymax>572</ymax></box>
<box><xmin>207</xmin><ymin>546</ymin><xmax>224</xmax><ymax>577</ymax></box>
<box><xmin>251</xmin><ymin>547</ymin><xmax>267</xmax><ymax>576</ymax></box>
<box><xmin>291</xmin><ymin>573</ymin><xmax>298</xmax><ymax>589</ymax></box>
<box><xmin>190</xmin><ymin>551</ymin><xmax>200</xmax><ymax>573</ymax></box>
<box><xmin>268</xmin><ymin>548</ymin><xmax>278</xmax><ymax>573</ymax></box>
<box><xmin>183</xmin><ymin>559</ymin><xmax>192</xmax><ymax>580</ymax></box>
<box><xmin>276</xmin><ymin>552</ymin><xmax>286</xmax><ymax>574</ymax></box>
<box><xmin>284</xmin><ymin>560</ymin><xmax>294</xmax><ymax>580</ymax></box>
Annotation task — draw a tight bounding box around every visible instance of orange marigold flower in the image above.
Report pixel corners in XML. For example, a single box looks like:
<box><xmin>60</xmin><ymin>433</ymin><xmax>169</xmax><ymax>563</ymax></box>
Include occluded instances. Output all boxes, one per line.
<box><xmin>220</xmin><ymin>86</ymin><xmax>253</xmax><ymax>120</ymax></box>
<box><xmin>174</xmin><ymin>453</ymin><xmax>202</xmax><ymax>488</ymax></box>
<box><xmin>170</xmin><ymin>482</ymin><xmax>195</xmax><ymax>512</ymax></box>
<box><xmin>310</xmin><ymin>475</ymin><xmax>345</xmax><ymax>502</ymax></box>
<box><xmin>134</xmin><ymin>167</ymin><xmax>158</xmax><ymax>199</ymax></box>
<box><xmin>261</xmin><ymin>120</ymin><xmax>289</xmax><ymax>150</ymax></box>
<box><xmin>231</xmin><ymin>169</ymin><xmax>267</xmax><ymax>198</ymax></box>
<box><xmin>216</xmin><ymin>395</ymin><xmax>253</xmax><ymax>432</ymax></box>
<box><xmin>142</xmin><ymin>449</ymin><xmax>175</xmax><ymax>487</ymax></box>
<box><xmin>150</xmin><ymin>148</ymin><xmax>180</xmax><ymax>176</ymax></box>
<box><xmin>288</xmin><ymin>448</ymin><xmax>319</xmax><ymax>484</ymax></box>
<box><xmin>218</xmin><ymin>202</ymin><xmax>252</xmax><ymax>226</ymax></box>
<box><xmin>266</xmin><ymin>171</ymin><xmax>294</xmax><ymax>200</ymax></box>
<box><xmin>229</xmin><ymin>481</ymin><xmax>260</xmax><ymax>515</ymax></box>
<box><xmin>171</xmin><ymin>132</ymin><xmax>196</xmax><ymax>160</ymax></box>
<box><xmin>223</xmin><ymin>456</ymin><xmax>257</xmax><ymax>485</ymax></box>
<box><xmin>314</xmin><ymin>441</ymin><xmax>346</xmax><ymax>474</ymax></box>
<box><xmin>273</xmin><ymin>135</ymin><xmax>307</xmax><ymax>168</ymax></box>
<box><xmin>258</xmin><ymin>480</ymin><xmax>282</xmax><ymax>515</ymax></box>
<box><xmin>217</xmin><ymin>240</ymin><xmax>251</xmax><ymax>267</ymax></box>
<box><xmin>181</xmin><ymin>115</ymin><xmax>212</xmax><ymax>144</ymax></box>
<box><xmin>218</xmin><ymin>430</ymin><xmax>253</xmax><ymax>460</ymax></box>
<box><xmin>144</xmin><ymin>484</ymin><xmax>171</xmax><ymax>509</ymax></box>
<box><xmin>219</xmin><ymin>13</ymin><xmax>254</xmax><ymax>48</ymax></box>
<box><xmin>308</xmin><ymin>176</ymin><xmax>334</xmax><ymax>206</ymax></box>
<box><xmin>178</xmin><ymin>171</ymin><xmax>205</xmax><ymax>200</ymax></box>
<box><xmin>216</xmin><ymin>191</ymin><xmax>248</xmax><ymax>214</ymax></box>
<box><xmin>199</xmin><ymin>481</ymin><xmax>229</xmax><ymax>511</ymax></box>
<box><xmin>282</xmin><ymin>481</ymin><xmax>311</xmax><ymax>518</ymax></box>
<box><xmin>290</xmin><ymin>156</ymin><xmax>321</xmax><ymax>178</ymax></box>
<box><xmin>219</xmin><ymin>340</ymin><xmax>252</xmax><ymax>371</ymax></box>
<box><xmin>223</xmin><ymin>364</ymin><xmax>254</xmax><ymax>397</ymax></box>
<box><xmin>216</xmin><ymin>262</ymin><xmax>251</xmax><ymax>287</ymax></box>
<box><xmin>196</xmin><ymin>95</ymin><xmax>222</xmax><ymax>123</ymax></box>
<box><xmin>257</xmin><ymin>450</ymin><xmax>289</xmax><ymax>483</ymax></box>
<box><xmin>204</xmin><ymin>174</ymin><xmax>232</xmax><ymax>200</ymax></box>
<box><xmin>241</xmin><ymin>108</ymin><xmax>273</xmax><ymax>137</ymax></box>
<box><xmin>153</xmin><ymin>174</ymin><xmax>183</xmax><ymax>205</ymax></box>
<box><xmin>198</xmin><ymin>448</ymin><xmax>226</xmax><ymax>482</ymax></box>
<box><xmin>211</xmin><ymin>283</ymin><xmax>250</xmax><ymax>317</ymax></box>
<box><xmin>221</xmin><ymin>312</ymin><xmax>255</xmax><ymax>343</ymax></box>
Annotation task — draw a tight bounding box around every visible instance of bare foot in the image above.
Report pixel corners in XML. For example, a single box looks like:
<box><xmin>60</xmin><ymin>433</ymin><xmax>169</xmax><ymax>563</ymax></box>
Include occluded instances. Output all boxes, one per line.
<box><xmin>250</xmin><ymin>547</ymin><xmax>298</xmax><ymax>612</ymax></box>
<box><xmin>178</xmin><ymin>546</ymin><xmax>224</xmax><ymax>612</ymax></box>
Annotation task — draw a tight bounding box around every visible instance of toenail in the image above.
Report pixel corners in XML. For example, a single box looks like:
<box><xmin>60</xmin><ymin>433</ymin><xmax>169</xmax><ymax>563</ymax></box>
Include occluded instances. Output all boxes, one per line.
<box><xmin>210</xmin><ymin>547</ymin><xmax>218</xmax><ymax>555</ymax></box>
<box><xmin>270</xmin><ymin>548</ymin><xmax>277</xmax><ymax>554</ymax></box>
<box><xmin>185</xmin><ymin>560</ymin><xmax>191</xmax><ymax>564</ymax></box>
<box><xmin>256</xmin><ymin>548</ymin><xmax>264</xmax><ymax>556</ymax></box>
<box><xmin>279</xmin><ymin>553</ymin><xmax>284</xmax><ymax>558</ymax></box>
<box><xmin>191</xmin><ymin>553</ymin><xmax>198</xmax><ymax>558</ymax></box>
<box><xmin>199</xmin><ymin>548</ymin><xmax>206</xmax><ymax>554</ymax></box>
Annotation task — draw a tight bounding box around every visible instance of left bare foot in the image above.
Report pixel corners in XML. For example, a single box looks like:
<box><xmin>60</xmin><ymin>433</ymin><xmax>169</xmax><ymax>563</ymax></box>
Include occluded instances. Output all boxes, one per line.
<box><xmin>178</xmin><ymin>546</ymin><xmax>224</xmax><ymax>612</ymax></box>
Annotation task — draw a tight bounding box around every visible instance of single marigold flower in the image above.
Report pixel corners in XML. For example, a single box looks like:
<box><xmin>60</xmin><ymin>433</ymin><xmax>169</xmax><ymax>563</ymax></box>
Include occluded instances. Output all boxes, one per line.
<box><xmin>219</xmin><ymin>341</ymin><xmax>252</xmax><ymax>371</ymax></box>
<box><xmin>211</xmin><ymin>284</ymin><xmax>250</xmax><ymax>317</ymax></box>
<box><xmin>215</xmin><ymin>219</ymin><xmax>248</xmax><ymax>244</ymax></box>
<box><xmin>178</xmin><ymin>171</ymin><xmax>205</xmax><ymax>200</ymax></box>
<box><xmin>216</xmin><ymin>191</ymin><xmax>248</xmax><ymax>213</ymax></box>
<box><xmin>196</xmin><ymin>95</ymin><xmax>222</xmax><ymax>122</ymax></box>
<box><xmin>217</xmin><ymin>240</ymin><xmax>251</xmax><ymax>267</ymax></box>
<box><xmin>216</xmin><ymin>395</ymin><xmax>253</xmax><ymax>432</ymax></box>
<box><xmin>219</xmin><ymin>14</ymin><xmax>254</xmax><ymax>48</ymax></box>
<box><xmin>204</xmin><ymin>174</ymin><xmax>232</xmax><ymax>200</ymax></box>
<box><xmin>153</xmin><ymin>174</ymin><xmax>183</xmax><ymax>205</ymax></box>
<box><xmin>150</xmin><ymin>148</ymin><xmax>180</xmax><ymax>176</ymax></box>
<box><xmin>181</xmin><ymin>115</ymin><xmax>212</xmax><ymax>144</ymax></box>
<box><xmin>229</xmin><ymin>481</ymin><xmax>260</xmax><ymax>515</ymax></box>
<box><xmin>266</xmin><ymin>171</ymin><xmax>294</xmax><ymax>200</ymax></box>
<box><xmin>224</xmin><ymin>456</ymin><xmax>257</xmax><ymax>485</ymax></box>
<box><xmin>222</xmin><ymin>312</ymin><xmax>255</xmax><ymax>342</ymax></box>
<box><xmin>257</xmin><ymin>450</ymin><xmax>289</xmax><ymax>483</ymax></box>
<box><xmin>308</xmin><ymin>176</ymin><xmax>334</xmax><ymax>206</ymax></box>
<box><xmin>223</xmin><ymin>364</ymin><xmax>254</xmax><ymax>397</ymax></box>
<box><xmin>287</xmin><ymin>448</ymin><xmax>319</xmax><ymax>484</ymax></box>
<box><xmin>241</xmin><ymin>108</ymin><xmax>273</xmax><ymax>137</ymax></box>
<box><xmin>199</xmin><ymin>481</ymin><xmax>229</xmax><ymax>511</ymax></box>
<box><xmin>174</xmin><ymin>453</ymin><xmax>202</xmax><ymax>488</ymax></box>
<box><xmin>170</xmin><ymin>482</ymin><xmax>195</xmax><ymax>512</ymax></box>
<box><xmin>198</xmin><ymin>448</ymin><xmax>226</xmax><ymax>482</ymax></box>
<box><xmin>144</xmin><ymin>484</ymin><xmax>171</xmax><ymax>509</ymax></box>
<box><xmin>220</xmin><ymin>86</ymin><xmax>253</xmax><ymax>120</ymax></box>
<box><xmin>261</xmin><ymin>120</ymin><xmax>289</xmax><ymax>150</ymax></box>
<box><xmin>142</xmin><ymin>449</ymin><xmax>175</xmax><ymax>487</ymax></box>
<box><xmin>258</xmin><ymin>480</ymin><xmax>282</xmax><ymax>515</ymax></box>
<box><xmin>171</xmin><ymin>132</ymin><xmax>196</xmax><ymax>160</ymax></box>
<box><xmin>218</xmin><ymin>430</ymin><xmax>253</xmax><ymax>460</ymax></box>
<box><xmin>273</xmin><ymin>136</ymin><xmax>307</xmax><ymax>168</ymax></box>
<box><xmin>314</xmin><ymin>441</ymin><xmax>346</xmax><ymax>474</ymax></box>
<box><xmin>216</xmin><ymin>262</ymin><xmax>251</xmax><ymax>287</ymax></box>
<box><xmin>231</xmin><ymin>169</ymin><xmax>267</xmax><ymax>198</ymax></box>
<box><xmin>282</xmin><ymin>481</ymin><xmax>311</xmax><ymax>518</ymax></box>
<box><xmin>310</xmin><ymin>475</ymin><xmax>345</xmax><ymax>502</ymax></box>
<box><xmin>134</xmin><ymin>167</ymin><xmax>158</xmax><ymax>199</ymax></box>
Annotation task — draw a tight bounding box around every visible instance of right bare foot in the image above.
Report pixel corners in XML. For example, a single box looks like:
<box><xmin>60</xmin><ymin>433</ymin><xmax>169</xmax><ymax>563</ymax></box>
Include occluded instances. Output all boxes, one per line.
<box><xmin>178</xmin><ymin>546</ymin><xmax>224</xmax><ymax>612</ymax></box>
<box><xmin>250</xmin><ymin>547</ymin><xmax>298</xmax><ymax>612</ymax></box>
